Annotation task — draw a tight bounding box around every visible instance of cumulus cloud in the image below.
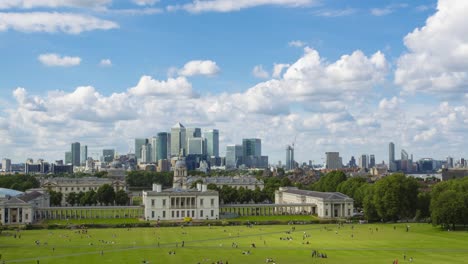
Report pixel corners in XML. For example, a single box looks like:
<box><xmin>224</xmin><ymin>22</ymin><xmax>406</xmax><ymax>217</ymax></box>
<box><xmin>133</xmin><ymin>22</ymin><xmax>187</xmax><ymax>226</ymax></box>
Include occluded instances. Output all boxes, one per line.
<box><xmin>38</xmin><ymin>53</ymin><xmax>81</xmax><ymax>67</ymax></box>
<box><xmin>395</xmin><ymin>0</ymin><xmax>468</xmax><ymax>97</ymax></box>
<box><xmin>128</xmin><ymin>76</ymin><xmax>193</xmax><ymax>97</ymax></box>
<box><xmin>99</xmin><ymin>59</ymin><xmax>112</xmax><ymax>67</ymax></box>
<box><xmin>0</xmin><ymin>12</ymin><xmax>118</xmax><ymax>34</ymax></box>
<box><xmin>379</xmin><ymin>96</ymin><xmax>403</xmax><ymax>111</ymax></box>
<box><xmin>272</xmin><ymin>63</ymin><xmax>290</xmax><ymax>78</ymax></box>
<box><xmin>0</xmin><ymin>0</ymin><xmax>111</xmax><ymax>9</ymax></box>
<box><xmin>168</xmin><ymin>0</ymin><xmax>316</xmax><ymax>13</ymax></box>
<box><xmin>252</xmin><ymin>65</ymin><xmax>269</xmax><ymax>79</ymax></box>
<box><xmin>178</xmin><ymin>60</ymin><xmax>220</xmax><ymax>77</ymax></box>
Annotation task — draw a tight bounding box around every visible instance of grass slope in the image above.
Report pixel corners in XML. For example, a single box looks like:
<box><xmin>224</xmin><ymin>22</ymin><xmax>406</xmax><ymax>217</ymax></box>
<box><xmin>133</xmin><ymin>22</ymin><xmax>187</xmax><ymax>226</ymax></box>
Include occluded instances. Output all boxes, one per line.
<box><xmin>0</xmin><ymin>223</ymin><xmax>467</xmax><ymax>264</ymax></box>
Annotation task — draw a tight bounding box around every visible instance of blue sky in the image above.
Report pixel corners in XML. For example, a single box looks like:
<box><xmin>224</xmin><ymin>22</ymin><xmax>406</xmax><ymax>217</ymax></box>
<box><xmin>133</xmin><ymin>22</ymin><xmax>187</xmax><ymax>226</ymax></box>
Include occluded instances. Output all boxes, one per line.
<box><xmin>0</xmin><ymin>0</ymin><xmax>467</xmax><ymax>165</ymax></box>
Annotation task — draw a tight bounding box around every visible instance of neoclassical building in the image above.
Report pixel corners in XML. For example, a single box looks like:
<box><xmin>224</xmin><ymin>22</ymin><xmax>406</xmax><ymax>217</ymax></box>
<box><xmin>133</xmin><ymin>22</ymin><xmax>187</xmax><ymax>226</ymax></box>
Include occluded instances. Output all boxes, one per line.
<box><xmin>185</xmin><ymin>175</ymin><xmax>264</xmax><ymax>190</ymax></box>
<box><xmin>0</xmin><ymin>189</ymin><xmax>49</xmax><ymax>225</ymax></box>
<box><xmin>275</xmin><ymin>187</ymin><xmax>354</xmax><ymax>218</ymax></box>
<box><xmin>142</xmin><ymin>158</ymin><xmax>219</xmax><ymax>221</ymax></box>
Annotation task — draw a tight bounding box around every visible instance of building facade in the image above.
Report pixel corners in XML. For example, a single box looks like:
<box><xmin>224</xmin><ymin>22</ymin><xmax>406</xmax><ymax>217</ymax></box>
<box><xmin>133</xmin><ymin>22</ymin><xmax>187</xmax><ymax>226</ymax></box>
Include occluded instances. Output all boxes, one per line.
<box><xmin>205</xmin><ymin>129</ymin><xmax>219</xmax><ymax>157</ymax></box>
<box><xmin>2</xmin><ymin>158</ymin><xmax>11</xmax><ymax>172</ymax></box>
<box><xmin>71</xmin><ymin>142</ymin><xmax>81</xmax><ymax>167</ymax></box>
<box><xmin>157</xmin><ymin>132</ymin><xmax>169</xmax><ymax>162</ymax></box>
<box><xmin>0</xmin><ymin>190</ymin><xmax>50</xmax><ymax>225</ymax></box>
<box><xmin>326</xmin><ymin>152</ymin><xmax>342</xmax><ymax>169</ymax></box>
<box><xmin>171</xmin><ymin>122</ymin><xmax>186</xmax><ymax>157</ymax></box>
<box><xmin>275</xmin><ymin>187</ymin><xmax>353</xmax><ymax>218</ymax></box>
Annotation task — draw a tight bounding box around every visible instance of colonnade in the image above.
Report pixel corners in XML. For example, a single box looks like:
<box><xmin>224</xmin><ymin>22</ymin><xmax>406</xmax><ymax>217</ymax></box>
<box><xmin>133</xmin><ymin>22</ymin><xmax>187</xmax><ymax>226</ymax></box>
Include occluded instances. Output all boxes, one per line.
<box><xmin>219</xmin><ymin>204</ymin><xmax>316</xmax><ymax>217</ymax></box>
<box><xmin>35</xmin><ymin>206</ymin><xmax>144</xmax><ymax>220</ymax></box>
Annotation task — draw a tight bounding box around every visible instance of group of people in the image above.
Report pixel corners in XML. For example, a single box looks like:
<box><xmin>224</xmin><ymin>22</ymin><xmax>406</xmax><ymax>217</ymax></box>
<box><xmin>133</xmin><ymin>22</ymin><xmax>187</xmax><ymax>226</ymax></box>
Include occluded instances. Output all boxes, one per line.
<box><xmin>311</xmin><ymin>250</ymin><xmax>328</xmax><ymax>258</ymax></box>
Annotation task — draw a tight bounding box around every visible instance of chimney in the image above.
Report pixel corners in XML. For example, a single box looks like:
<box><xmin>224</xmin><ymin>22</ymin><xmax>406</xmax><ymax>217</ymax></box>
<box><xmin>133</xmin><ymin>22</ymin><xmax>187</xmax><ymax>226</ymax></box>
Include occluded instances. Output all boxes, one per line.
<box><xmin>153</xmin><ymin>184</ymin><xmax>162</xmax><ymax>192</ymax></box>
<box><xmin>196</xmin><ymin>183</ymin><xmax>202</xmax><ymax>192</ymax></box>
<box><xmin>201</xmin><ymin>184</ymin><xmax>207</xmax><ymax>192</ymax></box>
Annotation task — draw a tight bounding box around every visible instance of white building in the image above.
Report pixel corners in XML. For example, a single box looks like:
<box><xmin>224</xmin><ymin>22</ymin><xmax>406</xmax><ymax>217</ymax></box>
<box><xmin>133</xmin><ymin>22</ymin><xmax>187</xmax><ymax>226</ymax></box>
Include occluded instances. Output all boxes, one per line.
<box><xmin>0</xmin><ymin>189</ymin><xmax>50</xmax><ymax>225</ymax></box>
<box><xmin>142</xmin><ymin>183</ymin><xmax>219</xmax><ymax>221</ymax></box>
<box><xmin>275</xmin><ymin>187</ymin><xmax>353</xmax><ymax>218</ymax></box>
<box><xmin>185</xmin><ymin>175</ymin><xmax>264</xmax><ymax>190</ymax></box>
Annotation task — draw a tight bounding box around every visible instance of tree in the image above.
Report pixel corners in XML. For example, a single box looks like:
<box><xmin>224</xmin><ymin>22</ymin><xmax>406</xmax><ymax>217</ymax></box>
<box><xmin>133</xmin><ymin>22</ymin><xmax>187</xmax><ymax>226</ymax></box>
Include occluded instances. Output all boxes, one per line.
<box><xmin>76</xmin><ymin>192</ymin><xmax>85</xmax><ymax>206</ymax></box>
<box><xmin>372</xmin><ymin>173</ymin><xmax>419</xmax><ymax>221</ymax></box>
<box><xmin>361</xmin><ymin>184</ymin><xmax>379</xmax><ymax>221</ymax></box>
<box><xmin>115</xmin><ymin>189</ymin><xmax>130</xmax><ymax>205</ymax></box>
<box><xmin>48</xmin><ymin>190</ymin><xmax>63</xmax><ymax>206</ymax></box>
<box><xmin>66</xmin><ymin>192</ymin><xmax>77</xmax><ymax>206</ymax></box>
<box><xmin>312</xmin><ymin>171</ymin><xmax>347</xmax><ymax>192</ymax></box>
<box><xmin>430</xmin><ymin>177</ymin><xmax>468</xmax><ymax>229</ymax></box>
<box><xmin>97</xmin><ymin>184</ymin><xmax>116</xmax><ymax>205</ymax></box>
<box><xmin>337</xmin><ymin>177</ymin><xmax>367</xmax><ymax>207</ymax></box>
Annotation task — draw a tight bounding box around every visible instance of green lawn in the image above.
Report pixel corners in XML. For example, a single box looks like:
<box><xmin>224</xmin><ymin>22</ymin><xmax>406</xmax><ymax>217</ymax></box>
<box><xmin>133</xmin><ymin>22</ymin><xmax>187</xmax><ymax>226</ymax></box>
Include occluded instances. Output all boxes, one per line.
<box><xmin>232</xmin><ymin>214</ymin><xmax>319</xmax><ymax>222</ymax></box>
<box><xmin>43</xmin><ymin>218</ymin><xmax>143</xmax><ymax>225</ymax></box>
<box><xmin>1</xmin><ymin>223</ymin><xmax>467</xmax><ymax>263</ymax></box>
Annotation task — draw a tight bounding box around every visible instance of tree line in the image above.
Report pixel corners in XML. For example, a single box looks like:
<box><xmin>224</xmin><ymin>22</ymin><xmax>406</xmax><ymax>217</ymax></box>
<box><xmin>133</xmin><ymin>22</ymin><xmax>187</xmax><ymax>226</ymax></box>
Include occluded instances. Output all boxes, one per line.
<box><xmin>0</xmin><ymin>174</ymin><xmax>40</xmax><ymax>191</ymax></box>
<box><xmin>48</xmin><ymin>184</ymin><xmax>129</xmax><ymax>206</ymax></box>
<box><xmin>126</xmin><ymin>171</ymin><xmax>173</xmax><ymax>188</ymax></box>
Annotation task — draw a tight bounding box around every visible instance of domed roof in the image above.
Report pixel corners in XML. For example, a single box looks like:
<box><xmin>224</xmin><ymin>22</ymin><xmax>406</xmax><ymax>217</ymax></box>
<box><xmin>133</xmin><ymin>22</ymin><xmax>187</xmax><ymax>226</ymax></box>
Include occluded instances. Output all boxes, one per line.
<box><xmin>175</xmin><ymin>159</ymin><xmax>186</xmax><ymax>169</ymax></box>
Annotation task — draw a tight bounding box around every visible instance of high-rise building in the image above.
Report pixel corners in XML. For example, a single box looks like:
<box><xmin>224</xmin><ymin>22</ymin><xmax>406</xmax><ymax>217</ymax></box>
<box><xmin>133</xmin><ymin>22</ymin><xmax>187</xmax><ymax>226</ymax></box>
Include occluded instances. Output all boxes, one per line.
<box><xmin>150</xmin><ymin>137</ymin><xmax>158</xmax><ymax>163</ymax></box>
<box><xmin>285</xmin><ymin>145</ymin><xmax>294</xmax><ymax>170</ymax></box>
<box><xmin>71</xmin><ymin>142</ymin><xmax>81</xmax><ymax>167</ymax></box>
<box><xmin>369</xmin><ymin>154</ymin><xmax>375</xmax><ymax>168</ymax></box>
<box><xmin>187</xmin><ymin>137</ymin><xmax>206</xmax><ymax>155</ymax></box>
<box><xmin>102</xmin><ymin>149</ymin><xmax>115</xmax><ymax>163</ymax></box>
<box><xmin>205</xmin><ymin>129</ymin><xmax>219</xmax><ymax>157</ymax></box>
<box><xmin>186</xmin><ymin>127</ymin><xmax>202</xmax><ymax>140</ymax></box>
<box><xmin>65</xmin><ymin>151</ymin><xmax>72</xmax><ymax>165</ymax></box>
<box><xmin>157</xmin><ymin>132</ymin><xmax>169</xmax><ymax>162</ymax></box>
<box><xmin>171</xmin><ymin>122</ymin><xmax>186</xmax><ymax>157</ymax></box>
<box><xmin>358</xmin><ymin>154</ymin><xmax>367</xmax><ymax>169</ymax></box>
<box><xmin>389</xmin><ymin>142</ymin><xmax>396</xmax><ymax>171</ymax></box>
<box><xmin>80</xmin><ymin>145</ymin><xmax>88</xmax><ymax>165</ymax></box>
<box><xmin>2</xmin><ymin>158</ymin><xmax>11</xmax><ymax>172</ymax></box>
<box><xmin>140</xmin><ymin>144</ymin><xmax>151</xmax><ymax>163</ymax></box>
<box><xmin>242</xmin><ymin>138</ymin><xmax>261</xmax><ymax>157</ymax></box>
<box><xmin>349</xmin><ymin>156</ymin><xmax>356</xmax><ymax>167</ymax></box>
<box><xmin>226</xmin><ymin>144</ymin><xmax>243</xmax><ymax>169</ymax></box>
<box><xmin>446</xmin><ymin>157</ymin><xmax>454</xmax><ymax>168</ymax></box>
<box><xmin>135</xmin><ymin>138</ymin><xmax>148</xmax><ymax>161</ymax></box>
<box><xmin>325</xmin><ymin>152</ymin><xmax>342</xmax><ymax>169</ymax></box>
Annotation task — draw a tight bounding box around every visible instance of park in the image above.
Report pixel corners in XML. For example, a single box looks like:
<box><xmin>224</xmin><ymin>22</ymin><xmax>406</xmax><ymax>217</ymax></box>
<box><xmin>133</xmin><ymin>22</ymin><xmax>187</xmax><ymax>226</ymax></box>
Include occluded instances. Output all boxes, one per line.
<box><xmin>1</xmin><ymin>221</ymin><xmax>467</xmax><ymax>264</ymax></box>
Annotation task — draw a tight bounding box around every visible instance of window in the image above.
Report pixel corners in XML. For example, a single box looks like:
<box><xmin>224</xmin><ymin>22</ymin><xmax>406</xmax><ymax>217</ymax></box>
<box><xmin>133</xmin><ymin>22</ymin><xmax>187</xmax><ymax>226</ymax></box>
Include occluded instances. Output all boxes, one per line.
<box><xmin>163</xmin><ymin>211</ymin><xmax>166</xmax><ymax>218</ymax></box>
<box><xmin>171</xmin><ymin>198</ymin><xmax>175</xmax><ymax>207</ymax></box>
<box><xmin>77</xmin><ymin>187</ymin><xmax>80</xmax><ymax>191</ymax></box>
<box><xmin>211</xmin><ymin>198</ymin><xmax>214</xmax><ymax>206</ymax></box>
<box><xmin>162</xmin><ymin>199</ymin><xmax>166</xmax><ymax>207</ymax></box>
<box><xmin>172</xmin><ymin>211</ymin><xmax>174</xmax><ymax>218</ymax></box>
<box><xmin>59</xmin><ymin>187</ymin><xmax>62</xmax><ymax>191</ymax></box>
<box><xmin>200</xmin><ymin>199</ymin><xmax>204</xmax><ymax>206</ymax></box>
<box><xmin>211</xmin><ymin>210</ymin><xmax>214</xmax><ymax>217</ymax></box>
<box><xmin>25</xmin><ymin>214</ymin><xmax>29</xmax><ymax>220</ymax></box>
<box><xmin>192</xmin><ymin>210</ymin><xmax>195</xmax><ymax>217</ymax></box>
<box><xmin>325</xmin><ymin>209</ymin><xmax>328</xmax><ymax>216</ymax></box>
<box><xmin>151</xmin><ymin>199</ymin><xmax>155</xmax><ymax>206</ymax></box>
<box><xmin>181</xmin><ymin>211</ymin><xmax>185</xmax><ymax>217</ymax></box>
<box><xmin>176</xmin><ymin>211</ymin><xmax>179</xmax><ymax>218</ymax></box>
<box><xmin>65</xmin><ymin>187</ymin><xmax>68</xmax><ymax>191</ymax></box>
<box><xmin>151</xmin><ymin>211</ymin><xmax>154</xmax><ymax>218</ymax></box>
<box><xmin>200</xmin><ymin>210</ymin><xmax>203</xmax><ymax>217</ymax></box>
<box><xmin>348</xmin><ymin>209</ymin><xmax>351</xmax><ymax>216</ymax></box>
<box><xmin>71</xmin><ymin>187</ymin><xmax>74</xmax><ymax>191</ymax></box>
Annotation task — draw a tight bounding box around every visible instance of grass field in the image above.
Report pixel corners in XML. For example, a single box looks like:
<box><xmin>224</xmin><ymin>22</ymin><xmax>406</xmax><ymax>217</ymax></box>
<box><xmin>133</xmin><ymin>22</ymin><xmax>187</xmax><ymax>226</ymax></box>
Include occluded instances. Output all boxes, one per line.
<box><xmin>1</xmin><ymin>223</ymin><xmax>467</xmax><ymax>263</ymax></box>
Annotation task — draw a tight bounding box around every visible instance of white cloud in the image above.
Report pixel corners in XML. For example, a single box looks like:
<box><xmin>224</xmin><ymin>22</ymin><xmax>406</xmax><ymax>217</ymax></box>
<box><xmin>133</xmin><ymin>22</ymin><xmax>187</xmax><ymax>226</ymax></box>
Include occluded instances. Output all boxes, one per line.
<box><xmin>0</xmin><ymin>0</ymin><xmax>111</xmax><ymax>9</ymax></box>
<box><xmin>38</xmin><ymin>53</ymin><xmax>81</xmax><ymax>67</ymax></box>
<box><xmin>288</xmin><ymin>40</ymin><xmax>306</xmax><ymax>47</ymax></box>
<box><xmin>378</xmin><ymin>96</ymin><xmax>403</xmax><ymax>111</ymax></box>
<box><xmin>178</xmin><ymin>60</ymin><xmax>220</xmax><ymax>77</ymax></box>
<box><xmin>168</xmin><ymin>0</ymin><xmax>316</xmax><ymax>13</ymax></box>
<box><xmin>128</xmin><ymin>76</ymin><xmax>193</xmax><ymax>97</ymax></box>
<box><xmin>99</xmin><ymin>59</ymin><xmax>112</xmax><ymax>67</ymax></box>
<box><xmin>272</xmin><ymin>63</ymin><xmax>290</xmax><ymax>78</ymax></box>
<box><xmin>252</xmin><ymin>65</ymin><xmax>269</xmax><ymax>79</ymax></box>
<box><xmin>0</xmin><ymin>12</ymin><xmax>118</xmax><ymax>34</ymax></box>
<box><xmin>102</xmin><ymin>8</ymin><xmax>162</xmax><ymax>15</ymax></box>
<box><xmin>312</xmin><ymin>8</ymin><xmax>356</xmax><ymax>17</ymax></box>
<box><xmin>133</xmin><ymin>0</ymin><xmax>158</xmax><ymax>6</ymax></box>
<box><xmin>371</xmin><ymin>4</ymin><xmax>408</xmax><ymax>16</ymax></box>
<box><xmin>395</xmin><ymin>0</ymin><xmax>468</xmax><ymax>97</ymax></box>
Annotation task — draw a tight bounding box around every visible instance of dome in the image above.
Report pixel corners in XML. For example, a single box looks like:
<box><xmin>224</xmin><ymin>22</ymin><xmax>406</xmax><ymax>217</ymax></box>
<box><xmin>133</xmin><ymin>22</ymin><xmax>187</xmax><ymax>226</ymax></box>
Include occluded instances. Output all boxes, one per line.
<box><xmin>175</xmin><ymin>159</ymin><xmax>186</xmax><ymax>169</ymax></box>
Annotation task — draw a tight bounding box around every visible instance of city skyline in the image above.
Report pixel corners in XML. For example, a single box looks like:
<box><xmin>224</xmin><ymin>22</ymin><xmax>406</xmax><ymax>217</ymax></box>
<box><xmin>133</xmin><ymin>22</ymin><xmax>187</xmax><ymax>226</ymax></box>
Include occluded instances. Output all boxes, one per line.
<box><xmin>0</xmin><ymin>0</ymin><xmax>467</xmax><ymax>164</ymax></box>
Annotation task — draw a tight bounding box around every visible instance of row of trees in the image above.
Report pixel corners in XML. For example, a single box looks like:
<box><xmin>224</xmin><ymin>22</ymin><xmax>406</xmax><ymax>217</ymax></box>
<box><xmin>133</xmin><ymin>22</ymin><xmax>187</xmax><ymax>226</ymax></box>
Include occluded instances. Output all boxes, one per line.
<box><xmin>126</xmin><ymin>171</ymin><xmax>173</xmax><ymax>188</ymax></box>
<box><xmin>430</xmin><ymin>177</ymin><xmax>468</xmax><ymax>229</ymax></box>
<box><xmin>0</xmin><ymin>174</ymin><xmax>40</xmax><ymax>191</ymax></box>
<box><xmin>48</xmin><ymin>184</ymin><xmax>129</xmax><ymax>206</ymax></box>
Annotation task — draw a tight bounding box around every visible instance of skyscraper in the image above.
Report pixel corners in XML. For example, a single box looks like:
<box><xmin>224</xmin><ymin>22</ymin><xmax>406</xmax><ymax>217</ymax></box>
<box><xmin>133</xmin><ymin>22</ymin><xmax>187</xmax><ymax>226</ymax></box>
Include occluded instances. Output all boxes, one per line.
<box><xmin>187</xmin><ymin>137</ymin><xmax>206</xmax><ymax>155</ymax></box>
<box><xmin>359</xmin><ymin>154</ymin><xmax>367</xmax><ymax>169</ymax></box>
<box><xmin>102</xmin><ymin>149</ymin><xmax>115</xmax><ymax>163</ymax></box>
<box><xmin>2</xmin><ymin>158</ymin><xmax>11</xmax><ymax>172</ymax></box>
<box><xmin>157</xmin><ymin>132</ymin><xmax>169</xmax><ymax>162</ymax></box>
<box><xmin>140</xmin><ymin>145</ymin><xmax>151</xmax><ymax>163</ymax></box>
<box><xmin>71</xmin><ymin>142</ymin><xmax>81</xmax><ymax>167</ymax></box>
<box><xmin>65</xmin><ymin>151</ymin><xmax>72</xmax><ymax>165</ymax></box>
<box><xmin>325</xmin><ymin>152</ymin><xmax>342</xmax><ymax>169</ymax></box>
<box><xmin>80</xmin><ymin>145</ymin><xmax>88</xmax><ymax>165</ymax></box>
<box><xmin>369</xmin><ymin>154</ymin><xmax>375</xmax><ymax>168</ymax></box>
<box><xmin>186</xmin><ymin>127</ymin><xmax>202</xmax><ymax>140</ymax></box>
<box><xmin>150</xmin><ymin>137</ymin><xmax>158</xmax><ymax>163</ymax></box>
<box><xmin>205</xmin><ymin>129</ymin><xmax>219</xmax><ymax>157</ymax></box>
<box><xmin>389</xmin><ymin>142</ymin><xmax>396</xmax><ymax>171</ymax></box>
<box><xmin>285</xmin><ymin>145</ymin><xmax>294</xmax><ymax>170</ymax></box>
<box><xmin>226</xmin><ymin>144</ymin><xmax>243</xmax><ymax>169</ymax></box>
<box><xmin>242</xmin><ymin>138</ymin><xmax>261</xmax><ymax>157</ymax></box>
<box><xmin>171</xmin><ymin>122</ymin><xmax>186</xmax><ymax>157</ymax></box>
<box><xmin>135</xmin><ymin>138</ymin><xmax>148</xmax><ymax>161</ymax></box>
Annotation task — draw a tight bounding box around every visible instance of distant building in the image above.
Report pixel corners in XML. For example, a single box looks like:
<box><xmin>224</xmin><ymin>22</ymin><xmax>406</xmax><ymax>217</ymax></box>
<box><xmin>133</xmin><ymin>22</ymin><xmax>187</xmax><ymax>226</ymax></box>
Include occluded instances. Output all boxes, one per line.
<box><xmin>369</xmin><ymin>154</ymin><xmax>375</xmax><ymax>168</ymax></box>
<box><xmin>134</xmin><ymin>138</ymin><xmax>148</xmax><ymax>161</ymax></box>
<box><xmin>103</xmin><ymin>149</ymin><xmax>115</xmax><ymax>163</ymax></box>
<box><xmin>442</xmin><ymin>168</ymin><xmax>468</xmax><ymax>181</ymax></box>
<box><xmin>204</xmin><ymin>129</ymin><xmax>219</xmax><ymax>158</ymax></box>
<box><xmin>226</xmin><ymin>145</ymin><xmax>243</xmax><ymax>169</ymax></box>
<box><xmin>80</xmin><ymin>145</ymin><xmax>88</xmax><ymax>165</ymax></box>
<box><xmin>2</xmin><ymin>158</ymin><xmax>11</xmax><ymax>172</ymax></box>
<box><xmin>171</xmin><ymin>122</ymin><xmax>186</xmax><ymax>157</ymax></box>
<box><xmin>71</xmin><ymin>142</ymin><xmax>81</xmax><ymax>167</ymax></box>
<box><xmin>242</xmin><ymin>138</ymin><xmax>261</xmax><ymax>157</ymax></box>
<box><xmin>358</xmin><ymin>154</ymin><xmax>367</xmax><ymax>169</ymax></box>
<box><xmin>157</xmin><ymin>132</ymin><xmax>170</xmax><ymax>162</ymax></box>
<box><xmin>65</xmin><ymin>151</ymin><xmax>72</xmax><ymax>165</ymax></box>
<box><xmin>326</xmin><ymin>152</ymin><xmax>342</xmax><ymax>169</ymax></box>
<box><xmin>0</xmin><ymin>190</ymin><xmax>50</xmax><ymax>225</ymax></box>
<box><xmin>275</xmin><ymin>187</ymin><xmax>353</xmax><ymax>218</ymax></box>
<box><xmin>389</xmin><ymin>142</ymin><xmax>396</xmax><ymax>171</ymax></box>
<box><xmin>285</xmin><ymin>145</ymin><xmax>294</xmax><ymax>171</ymax></box>
<box><xmin>349</xmin><ymin>156</ymin><xmax>356</xmax><ymax>168</ymax></box>
<box><xmin>187</xmin><ymin>137</ymin><xmax>206</xmax><ymax>155</ymax></box>
<box><xmin>186</xmin><ymin>175</ymin><xmax>264</xmax><ymax>191</ymax></box>
<box><xmin>140</xmin><ymin>144</ymin><xmax>151</xmax><ymax>163</ymax></box>
<box><xmin>150</xmin><ymin>137</ymin><xmax>158</xmax><ymax>163</ymax></box>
